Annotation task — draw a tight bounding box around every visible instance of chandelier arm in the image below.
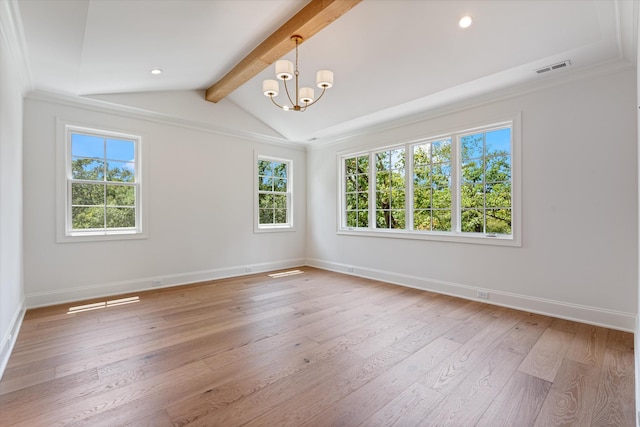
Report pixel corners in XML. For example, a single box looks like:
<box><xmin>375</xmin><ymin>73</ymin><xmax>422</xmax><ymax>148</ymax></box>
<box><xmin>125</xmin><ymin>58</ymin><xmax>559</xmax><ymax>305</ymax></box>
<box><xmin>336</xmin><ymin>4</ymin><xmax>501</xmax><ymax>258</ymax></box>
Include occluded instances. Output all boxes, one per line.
<box><xmin>301</xmin><ymin>86</ymin><xmax>328</xmax><ymax>108</ymax></box>
<box><xmin>282</xmin><ymin>78</ymin><xmax>296</xmax><ymax>108</ymax></box>
<box><xmin>269</xmin><ymin>95</ymin><xmax>287</xmax><ymax>110</ymax></box>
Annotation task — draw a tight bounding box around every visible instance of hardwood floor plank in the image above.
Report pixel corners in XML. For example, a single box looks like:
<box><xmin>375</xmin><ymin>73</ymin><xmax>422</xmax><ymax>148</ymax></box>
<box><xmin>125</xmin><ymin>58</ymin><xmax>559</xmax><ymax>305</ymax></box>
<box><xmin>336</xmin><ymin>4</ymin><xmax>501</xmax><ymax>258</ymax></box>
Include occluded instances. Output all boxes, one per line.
<box><xmin>348</xmin><ymin>315</ymin><xmax>428</xmax><ymax>359</ymax></box>
<box><xmin>74</xmin><ymin>338</ymin><xmax>323</xmax><ymax>426</ymax></box>
<box><xmin>305</xmin><ymin>304</ymin><xmax>387</xmax><ymax>343</ymax></box>
<box><xmin>53</xmin><ymin>305</ymin><xmax>296</xmax><ymax>378</ymax></box>
<box><xmin>591</xmin><ymin>348</ymin><xmax>636</xmax><ymax>426</ymax></box>
<box><xmin>0</xmin><ymin>267</ymin><xmax>634</xmax><ymax>427</ymax></box>
<box><xmin>441</xmin><ymin>305</ymin><xmax>502</xmax><ymax>344</ymax></box>
<box><xmin>0</xmin><ymin>369</ymin><xmax>98</xmax><ymax>411</ymax></box>
<box><xmin>400</xmin><ymin>294</ymin><xmax>464</xmax><ymax>322</ymax></box>
<box><xmin>133</xmin><ymin>305</ymin><xmax>351</xmax><ymax>379</ymax></box>
<box><xmin>445</xmin><ymin>299</ymin><xmax>491</xmax><ymax>320</ymax></box>
<box><xmin>419</xmin><ymin>310</ymin><xmax>526</xmax><ymax>395</ymax></box>
<box><xmin>10</xmin><ymin>361</ymin><xmax>213</xmax><ymax>427</ymax></box>
<box><xmin>518</xmin><ymin>328</ymin><xmax>574</xmax><ymax>382</ymax></box>
<box><xmin>533</xmin><ymin>359</ymin><xmax>601</xmax><ymax>427</ymax></box>
<box><xmin>498</xmin><ymin>313</ymin><xmax>552</xmax><ymax>355</ymax></box>
<box><xmin>565</xmin><ymin>323</ymin><xmax>608</xmax><ymax>367</ymax></box>
<box><xmin>7</xmin><ymin>316</ymin><xmax>169</xmax><ymax>369</ymax></box>
<box><xmin>392</xmin><ymin>315</ymin><xmax>461</xmax><ymax>354</ymax></box>
<box><xmin>361</xmin><ymin>382</ymin><xmax>444</xmax><ymax>427</ymax></box>
<box><xmin>302</xmin><ymin>337</ymin><xmax>460</xmax><ymax>426</ymax></box>
<box><xmin>249</xmin><ymin>285</ymin><xmax>306</xmax><ymax>301</ymax></box>
<box><xmin>421</xmin><ymin>347</ymin><xmax>524</xmax><ymax>426</ymax></box>
<box><xmin>242</xmin><ymin>346</ymin><xmax>411</xmax><ymax>426</ymax></box>
<box><xmin>475</xmin><ymin>371</ymin><xmax>552</xmax><ymax>427</ymax></box>
<box><xmin>0</xmin><ymin>366</ymin><xmax>55</xmax><ymax>395</ymax></box>
<box><xmin>548</xmin><ymin>318</ymin><xmax>581</xmax><ymax>334</ymax></box>
<box><xmin>123</xmin><ymin>410</ymin><xmax>174</xmax><ymax>427</ymax></box>
<box><xmin>605</xmin><ymin>329</ymin><xmax>635</xmax><ymax>353</ymax></box>
<box><xmin>175</xmin><ymin>350</ymin><xmax>364</xmax><ymax>426</ymax></box>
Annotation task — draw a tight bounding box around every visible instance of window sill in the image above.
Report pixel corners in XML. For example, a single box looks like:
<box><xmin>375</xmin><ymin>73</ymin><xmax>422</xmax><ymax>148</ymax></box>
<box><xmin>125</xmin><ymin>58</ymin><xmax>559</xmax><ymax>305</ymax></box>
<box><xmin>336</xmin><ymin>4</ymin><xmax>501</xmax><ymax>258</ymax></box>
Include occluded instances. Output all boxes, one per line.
<box><xmin>337</xmin><ymin>228</ymin><xmax>520</xmax><ymax>247</ymax></box>
<box><xmin>57</xmin><ymin>230</ymin><xmax>148</xmax><ymax>243</ymax></box>
<box><xmin>254</xmin><ymin>225</ymin><xmax>295</xmax><ymax>234</ymax></box>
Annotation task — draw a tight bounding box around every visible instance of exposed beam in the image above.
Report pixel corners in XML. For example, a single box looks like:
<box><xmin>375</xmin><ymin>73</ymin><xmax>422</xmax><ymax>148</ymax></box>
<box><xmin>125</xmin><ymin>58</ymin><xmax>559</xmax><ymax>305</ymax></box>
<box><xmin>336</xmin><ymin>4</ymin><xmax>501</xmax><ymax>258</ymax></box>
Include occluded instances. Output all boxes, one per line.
<box><xmin>205</xmin><ymin>0</ymin><xmax>362</xmax><ymax>103</ymax></box>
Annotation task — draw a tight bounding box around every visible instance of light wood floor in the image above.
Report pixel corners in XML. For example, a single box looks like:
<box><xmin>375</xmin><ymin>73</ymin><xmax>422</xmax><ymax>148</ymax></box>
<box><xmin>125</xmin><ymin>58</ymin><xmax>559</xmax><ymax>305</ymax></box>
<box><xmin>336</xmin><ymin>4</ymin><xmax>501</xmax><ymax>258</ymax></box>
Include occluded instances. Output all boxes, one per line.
<box><xmin>0</xmin><ymin>267</ymin><xmax>635</xmax><ymax>426</ymax></box>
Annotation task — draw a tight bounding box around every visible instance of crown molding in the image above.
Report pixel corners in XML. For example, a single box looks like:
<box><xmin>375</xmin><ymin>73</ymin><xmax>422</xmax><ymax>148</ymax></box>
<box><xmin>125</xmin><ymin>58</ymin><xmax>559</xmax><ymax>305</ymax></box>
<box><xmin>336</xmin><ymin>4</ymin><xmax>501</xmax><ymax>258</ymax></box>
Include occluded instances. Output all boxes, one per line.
<box><xmin>0</xmin><ymin>0</ymin><xmax>33</xmax><ymax>94</ymax></box>
<box><xmin>25</xmin><ymin>90</ymin><xmax>305</xmax><ymax>151</ymax></box>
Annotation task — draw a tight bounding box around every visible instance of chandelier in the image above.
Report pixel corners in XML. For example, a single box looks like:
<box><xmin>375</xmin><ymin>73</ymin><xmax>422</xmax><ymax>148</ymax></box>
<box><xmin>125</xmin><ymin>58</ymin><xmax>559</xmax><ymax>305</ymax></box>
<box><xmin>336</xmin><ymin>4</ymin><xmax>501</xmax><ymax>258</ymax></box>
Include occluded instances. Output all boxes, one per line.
<box><xmin>262</xmin><ymin>35</ymin><xmax>333</xmax><ymax>112</ymax></box>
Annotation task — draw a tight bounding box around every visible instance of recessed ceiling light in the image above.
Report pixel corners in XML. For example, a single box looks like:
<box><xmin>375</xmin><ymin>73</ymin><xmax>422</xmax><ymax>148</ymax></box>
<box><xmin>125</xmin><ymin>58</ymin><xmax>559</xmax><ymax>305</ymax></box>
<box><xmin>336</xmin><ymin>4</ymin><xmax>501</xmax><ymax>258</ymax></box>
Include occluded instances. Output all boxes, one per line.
<box><xmin>459</xmin><ymin>16</ymin><xmax>473</xmax><ymax>29</ymax></box>
<box><xmin>150</xmin><ymin>69</ymin><xmax>163</xmax><ymax>75</ymax></box>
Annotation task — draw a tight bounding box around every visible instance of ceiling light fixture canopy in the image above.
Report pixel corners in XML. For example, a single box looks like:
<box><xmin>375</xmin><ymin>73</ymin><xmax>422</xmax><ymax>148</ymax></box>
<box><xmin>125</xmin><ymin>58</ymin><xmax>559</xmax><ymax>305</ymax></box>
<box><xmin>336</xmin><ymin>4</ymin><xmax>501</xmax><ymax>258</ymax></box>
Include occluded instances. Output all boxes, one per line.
<box><xmin>262</xmin><ymin>35</ymin><xmax>333</xmax><ymax>112</ymax></box>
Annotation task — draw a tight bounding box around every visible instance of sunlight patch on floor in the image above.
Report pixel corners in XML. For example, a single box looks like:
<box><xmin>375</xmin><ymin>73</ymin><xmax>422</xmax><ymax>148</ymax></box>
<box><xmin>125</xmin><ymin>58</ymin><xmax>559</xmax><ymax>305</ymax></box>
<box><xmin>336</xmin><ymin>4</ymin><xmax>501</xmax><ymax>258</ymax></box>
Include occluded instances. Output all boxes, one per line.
<box><xmin>67</xmin><ymin>296</ymin><xmax>140</xmax><ymax>314</ymax></box>
<box><xmin>268</xmin><ymin>270</ymin><xmax>304</xmax><ymax>279</ymax></box>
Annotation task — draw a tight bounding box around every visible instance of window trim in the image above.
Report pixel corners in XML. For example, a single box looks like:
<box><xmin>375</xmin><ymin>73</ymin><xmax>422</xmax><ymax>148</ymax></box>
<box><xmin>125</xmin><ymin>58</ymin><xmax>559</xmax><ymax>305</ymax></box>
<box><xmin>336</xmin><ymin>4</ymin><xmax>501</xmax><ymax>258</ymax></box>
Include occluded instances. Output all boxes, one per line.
<box><xmin>254</xmin><ymin>153</ymin><xmax>294</xmax><ymax>233</ymax></box>
<box><xmin>56</xmin><ymin>119</ymin><xmax>148</xmax><ymax>242</ymax></box>
<box><xmin>337</xmin><ymin>113</ymin><xmax>521</xmax><ymax>246</ymax></box>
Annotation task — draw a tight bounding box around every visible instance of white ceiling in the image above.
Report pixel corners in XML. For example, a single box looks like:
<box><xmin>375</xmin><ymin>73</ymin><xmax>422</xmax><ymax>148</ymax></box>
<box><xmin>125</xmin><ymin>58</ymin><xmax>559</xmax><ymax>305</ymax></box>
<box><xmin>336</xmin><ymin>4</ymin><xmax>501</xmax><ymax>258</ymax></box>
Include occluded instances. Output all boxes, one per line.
<box><xmin>16</xmin><ymin>0</ymin><xmax>637</xmax><ymax>143</ymax></box>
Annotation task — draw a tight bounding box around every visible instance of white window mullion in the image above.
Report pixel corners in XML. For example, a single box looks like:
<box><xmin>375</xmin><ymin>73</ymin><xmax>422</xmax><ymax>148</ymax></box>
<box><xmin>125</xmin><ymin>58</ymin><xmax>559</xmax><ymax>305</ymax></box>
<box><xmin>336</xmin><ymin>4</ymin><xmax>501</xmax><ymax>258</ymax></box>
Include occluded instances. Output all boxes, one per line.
<box><xmin>103</xmin><ymin>137</ymin><xmax>108</xmax><ymax>232</ymax></box>
<box><xmin>103</xmin><ymin>183</ymin><xmax>107</xmax><ymax>229</ymax></box>
<box><xmin>368</xmin><ymin>152</ymin><xmax>375</xmax><ymax>229</ymax></box>
<box><xmin>67</xmin><ymin>179</ymin><xmax>73</xmax><ymax>233</ymax></box>
<box><xmin>406</xmin><ymin>143</ymin><xmax>414</xmax><ymax>231</ymax></box>
<box><xmin>451</xmin><ymin>133</ymin><xmax>460</xmax><ymax>233</ymax></box>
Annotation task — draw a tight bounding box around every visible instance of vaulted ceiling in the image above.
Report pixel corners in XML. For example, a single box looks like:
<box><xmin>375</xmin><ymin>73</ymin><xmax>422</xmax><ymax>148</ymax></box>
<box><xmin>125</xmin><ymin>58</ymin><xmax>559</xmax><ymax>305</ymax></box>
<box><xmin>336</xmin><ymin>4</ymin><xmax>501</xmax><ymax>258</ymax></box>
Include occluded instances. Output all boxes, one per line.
<box><xmin>16</xmin><ymin>0</ymin><xmax>637</xmax><ymax>143</ymax></box>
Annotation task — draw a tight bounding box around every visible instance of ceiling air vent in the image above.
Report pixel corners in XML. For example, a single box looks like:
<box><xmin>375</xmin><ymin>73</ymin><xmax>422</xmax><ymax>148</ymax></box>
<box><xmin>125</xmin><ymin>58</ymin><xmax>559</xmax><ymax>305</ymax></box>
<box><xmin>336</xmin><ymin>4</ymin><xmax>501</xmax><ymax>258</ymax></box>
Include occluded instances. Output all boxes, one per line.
<box><xmin>535</xmin><ymin>60</ymin><xmax>571</xmax><ymax>74</ymax></box>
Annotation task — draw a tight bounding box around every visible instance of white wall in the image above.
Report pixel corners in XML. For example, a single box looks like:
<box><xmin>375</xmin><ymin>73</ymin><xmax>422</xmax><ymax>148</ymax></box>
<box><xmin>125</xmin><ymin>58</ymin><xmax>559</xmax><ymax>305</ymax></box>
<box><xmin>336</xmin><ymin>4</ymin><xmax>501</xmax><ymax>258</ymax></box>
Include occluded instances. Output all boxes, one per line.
<box><xmin>22</xmin><ymin>94</ymin><xmax>306</xmax><ymax>307</ymax></box>
<box><xmin>0</xmin><ymin>0</ymin><xmax>26</xmax><ymax>378</ymax></box>
<box><xmin>307</xmin><ymin>67</ymin><xmax>638</xmax><ymax>331</ymax></box>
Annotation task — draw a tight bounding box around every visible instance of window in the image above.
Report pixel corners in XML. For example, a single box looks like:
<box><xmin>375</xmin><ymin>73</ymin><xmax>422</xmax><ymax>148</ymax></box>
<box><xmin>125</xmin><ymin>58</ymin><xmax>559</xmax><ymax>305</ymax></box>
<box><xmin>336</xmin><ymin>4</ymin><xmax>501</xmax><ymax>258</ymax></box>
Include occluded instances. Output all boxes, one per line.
<box><xmin>375</xmin><ymin>148</ymin><xmax>406</xmax><ymax>229</ymax></box>
<box><xmin>345</xmin><ymin>155</ymin><xmax>369</xmax><ymax>228</ymax></box>
<box><xmin>339</xmin><ymin>116</ymin><xmax>520</xmax><ymax>245</ymax></box>
<box><xmin>460</xmin><ymin>128</ymin><xmax>512</xmax><ymax>234</ymax></box>
<box><xmin>256</xmin><ymin>156</ymin><xmax>293</xmax><ymax>231</ymax></box>
<box><xmin>413</xmin><ymin>139</ymin><xmax>452</xmax><ymax>231</ymax></box>
<box><xmin>58</xmin><ymin>123</ymin><xmax>145</xmax><ymax>241</ymax></box>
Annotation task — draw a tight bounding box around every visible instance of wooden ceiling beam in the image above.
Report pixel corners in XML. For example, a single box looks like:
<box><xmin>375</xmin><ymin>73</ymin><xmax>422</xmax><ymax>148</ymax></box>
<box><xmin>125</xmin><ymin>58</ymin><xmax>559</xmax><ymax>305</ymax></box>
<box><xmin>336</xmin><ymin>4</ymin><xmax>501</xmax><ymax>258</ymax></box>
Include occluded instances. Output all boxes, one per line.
<box><xmin>205</xmin><ymin>0</ymin><xmax>362</xmax><ymax>103</ymax></box>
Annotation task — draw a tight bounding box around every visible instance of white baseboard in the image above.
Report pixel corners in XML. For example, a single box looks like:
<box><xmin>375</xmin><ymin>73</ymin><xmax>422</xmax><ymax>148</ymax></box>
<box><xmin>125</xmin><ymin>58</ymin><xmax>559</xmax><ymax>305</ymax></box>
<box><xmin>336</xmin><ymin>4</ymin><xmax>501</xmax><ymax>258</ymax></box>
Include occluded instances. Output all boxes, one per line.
<box><xmin>0</xmin><ymin>299</ymin><xmax>26</xmax><ymax>381</ymax></box>
<box><xmin>25</xmin><ymin>258</ymin><xmax>306</xmax><ymax>308</ymax></box>
<box><xmin>306</xmin><ymin>258</ymin><xmax>636</xmax><ymax>332</ymax></box>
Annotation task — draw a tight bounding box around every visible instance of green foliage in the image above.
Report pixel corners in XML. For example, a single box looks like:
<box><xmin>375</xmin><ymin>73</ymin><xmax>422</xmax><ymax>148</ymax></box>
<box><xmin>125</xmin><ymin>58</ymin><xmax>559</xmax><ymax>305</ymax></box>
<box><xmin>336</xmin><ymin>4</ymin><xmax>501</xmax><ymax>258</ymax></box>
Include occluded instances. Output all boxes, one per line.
<box><xmin>106</xmin><ymin>207</ymin><xmax>135</xmax><ymax>228</ymax></box>
<box><xmin>345</xmin><ymin>155</ymin><xmax>369</xmax><ymax>228</ymax></box>
<box><xmin>70</xmin><ymin>159</ymin><xmax>136</xmax><ymax>230</ymax></box>
<box><xmin>412</xmin><ymin>140</ymin><xmax>451</xmax><ymax>231</ymax></box>
<box><xmin>72</xmin><ymin>158</ymin><xmax>104</xmax><ymax>180</ymax></box>
<box><xmin>375</xmin><ymin>149</ymin><xmax>405</xmax><ymax>229</ymax></box>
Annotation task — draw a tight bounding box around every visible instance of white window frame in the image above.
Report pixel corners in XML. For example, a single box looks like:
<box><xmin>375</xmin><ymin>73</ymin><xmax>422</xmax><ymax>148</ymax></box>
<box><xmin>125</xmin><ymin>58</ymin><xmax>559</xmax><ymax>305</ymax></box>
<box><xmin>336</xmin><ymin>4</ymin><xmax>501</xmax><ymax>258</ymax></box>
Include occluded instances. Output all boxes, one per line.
<box><xmin>56</xmin><ymin>120</ymin><xmax>148</xmax><ymax>242</ymax></box>
<box><xmin>337</xmin><ymin>113</ymin><xmax>521</xmax><ymax>246</ymax></box>
<box><xmin>254</xmin><ymin>153</ymin><xmax>294</xmax><ymax>233</ymax></box>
